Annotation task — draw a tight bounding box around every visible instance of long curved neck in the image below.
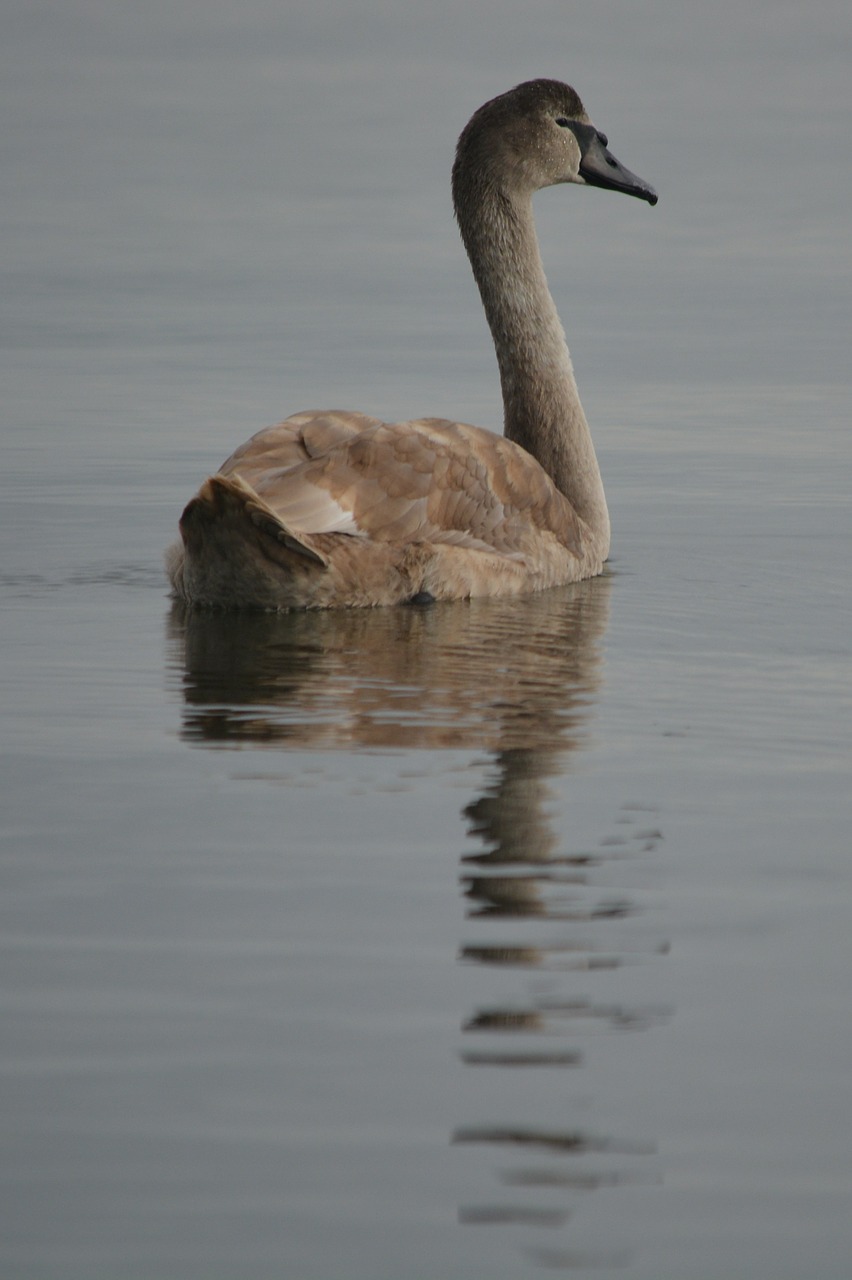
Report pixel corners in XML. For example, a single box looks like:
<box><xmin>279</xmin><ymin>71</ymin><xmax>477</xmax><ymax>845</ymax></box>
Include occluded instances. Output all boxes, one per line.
<box><xmin>454</xmin><ymin>180</ymin><xmax>610</xmax><ymax>554</ymax></box>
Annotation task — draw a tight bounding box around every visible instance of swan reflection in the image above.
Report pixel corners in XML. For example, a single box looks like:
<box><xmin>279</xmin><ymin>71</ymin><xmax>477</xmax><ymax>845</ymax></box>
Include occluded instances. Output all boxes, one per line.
<box><xmin>166</xmin><ymin>576</ymin><xmax>668</xmax><ymax>1268</ymax></box>
<box><xmin>168</xmin><ymin>578</ymin><xmax>609</xmax><ymax>753</ymax></box>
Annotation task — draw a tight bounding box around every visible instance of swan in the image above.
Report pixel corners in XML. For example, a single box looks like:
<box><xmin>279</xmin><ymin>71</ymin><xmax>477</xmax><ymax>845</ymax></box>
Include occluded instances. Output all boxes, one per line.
<box><xmin>167</xmin><ymin>79</ymin><xmax>656</xmax><ymax>609</ymax></box>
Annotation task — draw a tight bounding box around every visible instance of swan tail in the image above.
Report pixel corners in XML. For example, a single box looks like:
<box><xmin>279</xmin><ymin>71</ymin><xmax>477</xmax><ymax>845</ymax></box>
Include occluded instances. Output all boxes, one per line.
<box><xmin>168</xmin><ymin>473</ymin><xmax>330</xmax><ymax>608</ymax></box>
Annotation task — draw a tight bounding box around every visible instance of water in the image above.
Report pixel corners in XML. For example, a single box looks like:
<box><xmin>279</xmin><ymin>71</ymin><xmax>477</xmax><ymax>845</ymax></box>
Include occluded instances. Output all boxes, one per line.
<box><xmin>2</xmin><ymin>2</ymin><xmax>851</xmax><ymax>1277</ymax></box>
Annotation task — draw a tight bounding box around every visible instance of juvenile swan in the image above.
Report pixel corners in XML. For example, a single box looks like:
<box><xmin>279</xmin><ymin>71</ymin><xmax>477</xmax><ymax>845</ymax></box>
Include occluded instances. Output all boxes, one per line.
<box><xmin>168</xmin><ymin>80</ymin><xmax>656</xmax><ymax>609</ymax></box>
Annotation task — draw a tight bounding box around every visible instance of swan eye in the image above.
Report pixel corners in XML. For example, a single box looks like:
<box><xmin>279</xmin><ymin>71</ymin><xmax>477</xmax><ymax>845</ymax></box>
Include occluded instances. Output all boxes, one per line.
<box><xmin>597</xmin><ymin>130</ymin><xmax>609</xmax><ymax>147</ymax></box>
<box><xmin>555</xmin><ymin>117</ymin><xmax>571</xmax><ymax>128</ymax></box>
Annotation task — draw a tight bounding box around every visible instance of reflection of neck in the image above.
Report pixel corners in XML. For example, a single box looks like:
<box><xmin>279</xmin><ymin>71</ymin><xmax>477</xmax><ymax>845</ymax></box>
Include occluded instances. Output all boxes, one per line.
<box><xmin>464</xmin><ymin>749</ymin><xmax>560</xmax><ymax>865</ymax></box>
<box><xmin>455</xmin><ymin>180</ymin><xmax>610</xmax><ymax>562</ymax></box>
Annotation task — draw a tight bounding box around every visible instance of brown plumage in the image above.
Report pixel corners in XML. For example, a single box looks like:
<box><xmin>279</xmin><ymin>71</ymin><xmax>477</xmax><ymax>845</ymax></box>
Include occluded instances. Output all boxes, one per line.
<box><xmin>167</xmin><ymin>80</ymin><xmax>656</xmax><ymax>609</ymax></box>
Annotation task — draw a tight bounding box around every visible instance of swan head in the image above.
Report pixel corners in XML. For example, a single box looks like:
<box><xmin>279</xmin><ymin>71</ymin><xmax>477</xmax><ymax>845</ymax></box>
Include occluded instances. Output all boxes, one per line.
<box><xmin>453</xmin><ymin>79</ymin><xmax>657</xmax><ymax>207</ymax></box>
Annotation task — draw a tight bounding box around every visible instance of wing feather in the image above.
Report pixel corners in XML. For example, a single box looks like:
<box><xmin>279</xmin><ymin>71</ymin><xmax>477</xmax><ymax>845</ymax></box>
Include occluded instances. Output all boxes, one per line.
<box><xmin>216</xmin><ymin>410</ymin><xmax>583</xmax><ymax>560</ymax></box>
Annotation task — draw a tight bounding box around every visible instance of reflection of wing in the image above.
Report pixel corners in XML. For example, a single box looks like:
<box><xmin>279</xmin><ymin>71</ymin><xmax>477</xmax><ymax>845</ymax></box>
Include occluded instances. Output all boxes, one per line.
<box><xmin>171</xmin><ymin>411</ymin><xmax>589</xmax><ymax>608</ymax></box>
<box><xmin>168</xmin><ymin>576</ymin><xmax>611</xmax><ymax>752</ymax></box>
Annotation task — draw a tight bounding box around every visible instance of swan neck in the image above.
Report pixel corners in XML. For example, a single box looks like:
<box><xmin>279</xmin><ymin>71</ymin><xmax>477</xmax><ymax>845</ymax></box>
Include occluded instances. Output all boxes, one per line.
<box><xmin>454</xmin><ymin>181</ymin><xmax>609</xmax><ymax>550</ymax></box>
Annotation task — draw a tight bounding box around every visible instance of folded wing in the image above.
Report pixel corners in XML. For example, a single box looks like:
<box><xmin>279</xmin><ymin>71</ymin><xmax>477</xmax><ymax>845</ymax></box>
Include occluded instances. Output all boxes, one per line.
<box><xmin>217</xmin><ymin>410</ymin><xmax>584</xmax><ymax>561</ymax></box>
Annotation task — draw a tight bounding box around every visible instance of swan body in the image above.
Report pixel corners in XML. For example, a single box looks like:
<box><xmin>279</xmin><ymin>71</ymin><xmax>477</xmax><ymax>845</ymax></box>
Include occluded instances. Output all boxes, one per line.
<box><xmin>168</xmin><ymin>79</ymin><xmax>656</xmax><ymax>609</ymax></box>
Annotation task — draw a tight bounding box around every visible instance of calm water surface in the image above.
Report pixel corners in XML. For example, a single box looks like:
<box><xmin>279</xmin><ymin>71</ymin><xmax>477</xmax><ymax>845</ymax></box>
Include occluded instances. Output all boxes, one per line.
<box><xmin>2</xmin><ymin>3</ymin><xmax>851</xmax><ymax>1277</ymax></box>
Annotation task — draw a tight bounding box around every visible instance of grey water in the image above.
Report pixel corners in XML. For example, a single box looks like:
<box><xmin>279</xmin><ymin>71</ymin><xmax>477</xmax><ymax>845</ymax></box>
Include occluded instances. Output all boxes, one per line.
<box><xmin>2</xmin><ymin>2</ymin><xmax>851</xmax><ymax>1277</ymax></box>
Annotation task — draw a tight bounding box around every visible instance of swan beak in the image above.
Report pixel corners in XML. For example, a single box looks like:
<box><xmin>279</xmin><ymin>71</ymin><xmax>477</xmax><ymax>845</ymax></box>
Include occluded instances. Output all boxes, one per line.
<box><xmin>569</xmin><ymin>122</ymin><xmax>658</xmax><ymax>205</ymax></box>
